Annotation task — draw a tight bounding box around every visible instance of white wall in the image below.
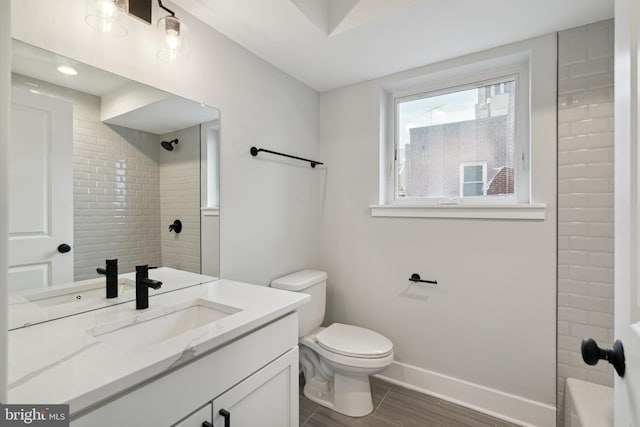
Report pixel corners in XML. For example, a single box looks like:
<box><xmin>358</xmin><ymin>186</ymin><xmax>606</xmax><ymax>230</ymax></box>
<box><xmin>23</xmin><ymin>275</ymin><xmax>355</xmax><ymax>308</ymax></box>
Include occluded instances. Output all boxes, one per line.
<box><xmin>0</xmin><ymin>0</ymin><xmax>10</xmax><ymax>404</ymax></box>
<box><xmin>556</xmin><ymin>19</ymin><xmax>614</xmax><ymax>427</ymax></box>
<box><xmin>9</xmin><ymin>0</ymin><xmax>320</xmax><ymax>286</ymax></box>
<box><xmin>318</xmin><ymin>34</ymin><xmax>557</xmax><ymax>425</ymax></box>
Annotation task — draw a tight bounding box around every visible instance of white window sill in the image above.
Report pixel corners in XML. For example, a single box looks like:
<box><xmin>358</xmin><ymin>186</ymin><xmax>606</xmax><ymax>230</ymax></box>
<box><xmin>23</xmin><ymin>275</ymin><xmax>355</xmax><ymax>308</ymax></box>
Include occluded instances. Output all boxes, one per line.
<box><xmin>369</xmin><ymin>203</ymin><xmax>546</xmax><ymax>220</ymax></box>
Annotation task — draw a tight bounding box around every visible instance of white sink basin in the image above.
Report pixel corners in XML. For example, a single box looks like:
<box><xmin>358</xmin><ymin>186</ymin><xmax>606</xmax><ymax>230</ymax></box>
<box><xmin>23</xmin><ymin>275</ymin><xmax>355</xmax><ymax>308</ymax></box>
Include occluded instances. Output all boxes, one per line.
<box><xmin>25</xmin><ymin>279</ymin><xmax>136</xmax><ymax>307</ymax></box>
<box><xmin>91</xmin><ymin>299</ymin><xmax>241</xmax><ymax>351</ymax></box>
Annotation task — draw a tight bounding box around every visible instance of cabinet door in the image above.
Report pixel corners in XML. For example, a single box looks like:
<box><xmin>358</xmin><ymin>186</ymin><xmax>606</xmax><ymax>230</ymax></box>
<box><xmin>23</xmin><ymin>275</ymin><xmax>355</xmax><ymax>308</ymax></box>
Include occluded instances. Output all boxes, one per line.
<box><xmin>173</xmin><ymin>403</ymin><xmax>212</xmax><ymax>427</ymax></box>
<box><xmin>212</xmin><ymin>347</ymin><xmax>298</xmax><ymax>427</ymax></box>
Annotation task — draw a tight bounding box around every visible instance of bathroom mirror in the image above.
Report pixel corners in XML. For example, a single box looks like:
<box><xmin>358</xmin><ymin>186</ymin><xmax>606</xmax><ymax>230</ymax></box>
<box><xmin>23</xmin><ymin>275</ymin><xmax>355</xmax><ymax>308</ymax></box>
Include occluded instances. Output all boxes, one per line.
<box><xmin>7</xmin><ymin>40</ymin><xmax>220</xmax><ymax>329</ymax></box>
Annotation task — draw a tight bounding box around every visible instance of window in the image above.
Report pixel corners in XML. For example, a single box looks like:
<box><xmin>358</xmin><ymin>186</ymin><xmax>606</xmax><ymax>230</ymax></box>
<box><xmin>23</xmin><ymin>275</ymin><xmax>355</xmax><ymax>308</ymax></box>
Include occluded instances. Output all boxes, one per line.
<box><xmin>373</xmin><ymin>35</ymin><xmax>555</xmax><ymax>220</ymax></box>
<box><xmin>460</xmin><ymin>162</ymin><xmax>487</xmax><ymax>197</ymax></box>
<box><xmin>394</xmin><ymin>76</ymin><xmax>522</xmax><ymax>203</ymax></box>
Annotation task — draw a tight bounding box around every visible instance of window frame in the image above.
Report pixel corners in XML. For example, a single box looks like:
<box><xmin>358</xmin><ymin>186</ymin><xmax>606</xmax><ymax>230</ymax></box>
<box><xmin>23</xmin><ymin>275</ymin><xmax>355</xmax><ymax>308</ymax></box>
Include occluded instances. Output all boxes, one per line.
<box><xmin>389</xmin><ymin>63</ymin><xmax>530</xmax><ymax>206</ymax></box>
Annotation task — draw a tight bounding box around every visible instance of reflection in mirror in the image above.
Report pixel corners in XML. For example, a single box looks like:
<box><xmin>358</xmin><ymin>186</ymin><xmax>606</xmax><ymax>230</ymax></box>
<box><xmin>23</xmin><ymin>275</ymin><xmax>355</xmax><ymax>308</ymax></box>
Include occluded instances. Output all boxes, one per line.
<box><xmin>8</xmin><ymin>40</ymin><xmax>220</xmax><ymax>329</ymax></box>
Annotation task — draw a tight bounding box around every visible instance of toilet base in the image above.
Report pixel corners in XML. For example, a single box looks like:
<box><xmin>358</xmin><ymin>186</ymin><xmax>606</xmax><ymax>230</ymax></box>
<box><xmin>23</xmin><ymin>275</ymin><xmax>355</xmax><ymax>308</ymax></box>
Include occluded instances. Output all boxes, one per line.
<box><xmin>302</xmin><ymin>371</ymin><xmax>374</xmax><ymax>417</ymax></box>
<box><xmin>298</xmin><ymin>328</ymin><xmax>393</xmax><ymax>418</ymax></box>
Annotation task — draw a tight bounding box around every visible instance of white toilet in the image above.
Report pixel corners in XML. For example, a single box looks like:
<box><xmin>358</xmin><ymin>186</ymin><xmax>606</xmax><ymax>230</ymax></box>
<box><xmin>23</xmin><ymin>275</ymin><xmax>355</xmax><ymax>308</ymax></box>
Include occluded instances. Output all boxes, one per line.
<box><xmin>271</xmin><ymin>270</ymin><xmax>394</xmax><ymax>417</ymax></box>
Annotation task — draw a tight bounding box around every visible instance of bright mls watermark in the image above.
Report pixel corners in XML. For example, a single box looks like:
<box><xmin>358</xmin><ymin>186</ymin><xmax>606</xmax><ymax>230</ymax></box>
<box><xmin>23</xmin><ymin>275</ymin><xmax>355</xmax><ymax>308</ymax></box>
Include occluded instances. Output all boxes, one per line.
<box><xmin>0</xmin><ymin>404</ymin><xmax>69</xmax><ymax>426</ymax></box>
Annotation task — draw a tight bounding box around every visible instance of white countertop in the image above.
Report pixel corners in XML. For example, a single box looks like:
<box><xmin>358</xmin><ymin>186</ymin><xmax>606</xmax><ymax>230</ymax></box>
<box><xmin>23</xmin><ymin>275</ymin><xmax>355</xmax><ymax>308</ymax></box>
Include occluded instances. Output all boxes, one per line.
<box><xmin>8</xmin><ymin>268</ymin><xmax>217</xmax><ymax>330</ymax></box>
<box><xmin>7</xmin><ymin>279</ymin><xmax>309</xmax><ymax>415</ymax></box>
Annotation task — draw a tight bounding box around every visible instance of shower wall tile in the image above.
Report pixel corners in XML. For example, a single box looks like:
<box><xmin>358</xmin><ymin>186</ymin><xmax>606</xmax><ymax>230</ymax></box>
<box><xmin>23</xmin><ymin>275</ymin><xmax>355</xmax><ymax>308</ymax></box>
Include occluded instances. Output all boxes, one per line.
<box><xmin>556</xmin><ymin>19</ymin><xmax>614</xmax><ymax>427</ymax></box>
<box><xmin>12</xmin><ymin>74</ymin><xmax>161</xmax><ymax>281</ymax></box>
<box><xmin>159</xmin><ymin>126</ymin><xmax>201</xmax><ymax>274</ymax></box>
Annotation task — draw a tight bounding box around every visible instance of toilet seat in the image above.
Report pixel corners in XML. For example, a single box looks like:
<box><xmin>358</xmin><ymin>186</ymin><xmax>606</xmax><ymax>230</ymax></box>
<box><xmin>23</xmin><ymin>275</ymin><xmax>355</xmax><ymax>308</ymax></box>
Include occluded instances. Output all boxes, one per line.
<box><xmin>316</xmin><ymin>323</ymin><xmax>393</xmax><ymax>359</ymax></box>
<box><xmin>300</xmin><ymin>330</ymin><xmax>394</xmax><ymax>370</ymax></box>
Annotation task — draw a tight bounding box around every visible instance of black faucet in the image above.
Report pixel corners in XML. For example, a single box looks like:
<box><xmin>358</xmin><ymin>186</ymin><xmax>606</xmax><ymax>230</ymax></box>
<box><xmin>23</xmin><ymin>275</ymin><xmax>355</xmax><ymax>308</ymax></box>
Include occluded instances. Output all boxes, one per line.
<box><xmin>136</xmin><ymin>265</ymin><xmax>163</xmax><ymax>310</ymax></box>
<box><xmin>96</xmin><ymin>259</ymin><xmax>118</xmax><ymax>299</ymax></box>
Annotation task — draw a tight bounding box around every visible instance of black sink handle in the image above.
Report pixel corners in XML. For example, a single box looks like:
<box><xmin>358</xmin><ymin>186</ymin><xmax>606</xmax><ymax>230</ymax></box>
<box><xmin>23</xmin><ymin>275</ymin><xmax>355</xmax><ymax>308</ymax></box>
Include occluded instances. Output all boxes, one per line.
<box><xmin>169</xmin><ymin>219</ymin><xmax>182</xmax><ymax>233</ymax></box>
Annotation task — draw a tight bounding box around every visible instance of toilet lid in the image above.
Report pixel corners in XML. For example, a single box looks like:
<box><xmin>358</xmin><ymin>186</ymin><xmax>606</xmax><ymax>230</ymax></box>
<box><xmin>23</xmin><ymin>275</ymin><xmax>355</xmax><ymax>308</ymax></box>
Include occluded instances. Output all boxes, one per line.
<box><xmin>315</xmin><ymin>323</ymin><xmax>393</xmax><ymax>359</ymax></box>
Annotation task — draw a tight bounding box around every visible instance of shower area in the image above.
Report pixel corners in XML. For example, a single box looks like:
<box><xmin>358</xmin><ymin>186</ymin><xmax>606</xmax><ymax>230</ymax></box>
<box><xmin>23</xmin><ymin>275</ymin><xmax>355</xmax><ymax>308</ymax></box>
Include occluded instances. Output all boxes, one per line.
<box><xmin>75</xmin><ymin>121</ymin><xmax>203</xmax><ymax>280</ymax></box>
<box><xmin>556</xmin><ymin>19</ymin><xmax>614</xmax><ymax>426</ymax></box>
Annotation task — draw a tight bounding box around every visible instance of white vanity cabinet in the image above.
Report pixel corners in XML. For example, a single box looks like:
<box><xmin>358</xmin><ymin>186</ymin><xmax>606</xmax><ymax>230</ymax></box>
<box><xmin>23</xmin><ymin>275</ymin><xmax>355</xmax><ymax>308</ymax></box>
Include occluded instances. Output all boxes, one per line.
<box><xmin>174</xmin><ymin>348</ymin><xmax>298</xmax><ymax>427</ymax></box>
<box><xmin>71</xmin><ymin>313</ymin><xmax>299</xmax><ymax>427</ymax></box>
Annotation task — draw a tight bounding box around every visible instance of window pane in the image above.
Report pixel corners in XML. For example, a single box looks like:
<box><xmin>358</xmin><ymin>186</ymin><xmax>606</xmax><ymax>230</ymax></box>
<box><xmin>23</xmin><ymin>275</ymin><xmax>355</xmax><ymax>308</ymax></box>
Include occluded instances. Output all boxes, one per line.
<box><xmin>464</xmin><ymin>165</ymin><xmax>483</xmax><ymax>182</ymax></box>
<box><xmin>397</xmin><ymin>79</ymin><xmax>516</xmax><ymax>199</ymax></box>
<box><xmin>463</xmin><ymin>182</ymin><xmax>483</xmax><ymax>197</ymax></box>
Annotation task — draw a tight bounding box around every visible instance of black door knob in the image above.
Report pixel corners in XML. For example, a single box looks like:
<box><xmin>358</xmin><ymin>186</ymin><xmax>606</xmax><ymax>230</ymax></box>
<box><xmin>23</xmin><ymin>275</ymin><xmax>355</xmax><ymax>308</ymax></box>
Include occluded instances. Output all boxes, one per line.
<box><xmin>581</xmin><ymin>338</ymin><xmax>625</xmax><ymax>377</ymax></box>
<box><xmin>202</xmin><ymin>422</ymin><xmax>213</xmax><ymax>427</ymax></box>
<box><xmin>57</xmin><ymin>243</ymin><xmax>71</xmax><ymax>253</ymax></box>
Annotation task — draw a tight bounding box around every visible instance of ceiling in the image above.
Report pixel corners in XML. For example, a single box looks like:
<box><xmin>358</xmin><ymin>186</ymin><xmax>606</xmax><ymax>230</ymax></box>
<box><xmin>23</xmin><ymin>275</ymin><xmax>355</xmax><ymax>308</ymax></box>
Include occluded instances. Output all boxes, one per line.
<box><xmin>174</xmin><ymin>0</ymin><xmax>614</xmax><ymax>92</ymax></box>
<box><xmin>12</xmin><ymin>40</ymin><xmax>219</xmax><ymax>134</ymax></box>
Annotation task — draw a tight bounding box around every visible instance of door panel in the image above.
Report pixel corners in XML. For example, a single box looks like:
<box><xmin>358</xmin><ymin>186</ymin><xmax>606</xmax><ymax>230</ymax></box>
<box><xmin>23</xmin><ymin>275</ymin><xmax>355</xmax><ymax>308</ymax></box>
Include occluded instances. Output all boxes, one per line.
<box><xmin>9</xmin><ymin>87</ymin><xmax>73</xmax><ymax>290</ymax></box>
<box><xmin>212</xmin><ymin>348</ymin><xmax>298</xmax><ymax>427</ymax></box>
<box><xmin>614</xmin><ymin>0</ymin><xmax>640</xmax><ymax>425</ymax></box>
<box><xmin>8</xmin><ymin>263</ymin><xmax>49</xmax><ymax>292</ymax></box>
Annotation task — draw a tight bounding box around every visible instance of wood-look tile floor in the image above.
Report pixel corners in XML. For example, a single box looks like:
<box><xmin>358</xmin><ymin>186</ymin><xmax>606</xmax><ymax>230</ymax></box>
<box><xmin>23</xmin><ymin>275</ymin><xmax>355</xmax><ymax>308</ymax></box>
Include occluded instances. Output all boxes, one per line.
<box><xmin>299</xmin><ymin>377</ymin><xmax>522</xmax><ymax>427</ymax></box>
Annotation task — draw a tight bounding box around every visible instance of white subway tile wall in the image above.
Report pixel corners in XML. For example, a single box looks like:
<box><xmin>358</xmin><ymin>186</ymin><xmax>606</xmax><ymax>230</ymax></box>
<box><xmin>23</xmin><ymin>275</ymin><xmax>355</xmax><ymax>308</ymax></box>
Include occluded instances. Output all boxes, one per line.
<box><xmin>557</xmin><ymin>19</ymin><xmax>614</xmax><ymax>427</ymax></box>
<box><xmin>76</xmin><ymin>123</ymin><xmax>161</xmax><ymax>279</ymax></box>
<box><xmin>70</xmin><ymin>94</ymin><xmax>162</xmax><ymax>280</ymax></box>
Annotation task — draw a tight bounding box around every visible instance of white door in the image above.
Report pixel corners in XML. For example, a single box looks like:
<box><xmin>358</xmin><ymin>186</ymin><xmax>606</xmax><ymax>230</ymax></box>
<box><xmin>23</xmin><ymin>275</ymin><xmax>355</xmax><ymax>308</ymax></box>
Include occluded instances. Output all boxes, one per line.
<box><xmin>9</xmin><ymin>87</ymin><xmax>73</xmax><ymax>291</ymax></box>
<box><xmin>615</xmin><ymin>1</ymin><xmax>640</xmax><ymax>425</ymax></box>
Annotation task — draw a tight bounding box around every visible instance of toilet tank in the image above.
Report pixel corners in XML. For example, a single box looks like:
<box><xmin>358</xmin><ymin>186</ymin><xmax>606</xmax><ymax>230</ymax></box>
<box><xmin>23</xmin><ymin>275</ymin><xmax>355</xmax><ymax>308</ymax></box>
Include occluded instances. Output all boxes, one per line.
<box><xmin>271</xmin><ymin>270</ymin><xmax>327</xmax><ymax>337</ymax></box>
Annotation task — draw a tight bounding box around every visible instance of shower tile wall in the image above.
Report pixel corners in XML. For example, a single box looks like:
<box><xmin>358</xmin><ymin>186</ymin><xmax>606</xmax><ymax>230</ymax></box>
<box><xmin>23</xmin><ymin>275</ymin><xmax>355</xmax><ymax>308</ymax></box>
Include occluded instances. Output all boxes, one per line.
<box><xmin>71</xmin><ymin>104</ymin><xmax>161</xmax><ymax>280</ymax></box>
<box><xmin>159</xmin><ymin>125</ymin><xmax>201</xmax><ymax>273</ymax></box>
<box><xmin>557</xmin><ymin>19</ymin><xmax>614</xmax><ymax>426</ymax></box>
<box><xmin>12</xmin><ymin>74</ymin><xmax>162</xmax><ymax>281</ymax></box>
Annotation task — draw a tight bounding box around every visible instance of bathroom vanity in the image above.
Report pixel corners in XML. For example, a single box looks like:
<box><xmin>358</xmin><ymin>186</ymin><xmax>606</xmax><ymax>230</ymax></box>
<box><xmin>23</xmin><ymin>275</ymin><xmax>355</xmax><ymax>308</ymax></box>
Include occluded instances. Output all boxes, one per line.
<box><xmin>7</xmin><ymin>279</ymin><xmax>309</xmax><ymax>426</ymax></box>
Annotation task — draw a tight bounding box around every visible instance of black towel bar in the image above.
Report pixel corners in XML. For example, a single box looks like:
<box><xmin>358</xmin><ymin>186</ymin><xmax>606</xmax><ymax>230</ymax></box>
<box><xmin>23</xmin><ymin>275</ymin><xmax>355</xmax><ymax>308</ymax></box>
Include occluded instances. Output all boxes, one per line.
<box><xmin>250</xmin><ymin>146</ymin><xmax>323</xmax><ymax>168</ymax></box>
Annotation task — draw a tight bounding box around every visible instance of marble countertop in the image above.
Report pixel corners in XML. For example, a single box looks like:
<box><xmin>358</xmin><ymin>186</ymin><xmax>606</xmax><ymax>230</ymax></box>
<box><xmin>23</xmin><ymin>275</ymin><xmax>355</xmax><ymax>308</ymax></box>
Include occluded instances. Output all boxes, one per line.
<box><xmin>8</xmin><ymin>268</ymin><xmax>217</xmax><ymax>330</ymax></box>
<box><xmin>7</xmin><ymin>279</ymin><xmax>309</xmax><ymax>414</ymax></box>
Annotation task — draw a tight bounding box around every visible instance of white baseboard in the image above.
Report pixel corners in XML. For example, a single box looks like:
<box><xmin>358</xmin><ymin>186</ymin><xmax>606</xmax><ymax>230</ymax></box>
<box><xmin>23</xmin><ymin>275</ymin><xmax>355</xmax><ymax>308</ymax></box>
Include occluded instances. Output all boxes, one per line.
<box><xmin>375</xmin><ymin>361</ymin><xmax>556</xmax><ymax>427</ymax></box>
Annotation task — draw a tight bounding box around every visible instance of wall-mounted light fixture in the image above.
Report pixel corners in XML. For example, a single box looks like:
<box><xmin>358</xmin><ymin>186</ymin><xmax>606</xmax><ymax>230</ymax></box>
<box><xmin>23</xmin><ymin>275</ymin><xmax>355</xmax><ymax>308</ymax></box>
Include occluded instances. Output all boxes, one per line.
<box><xmin>85</xmin><ymin>0</ymin><xmax>129</xmax><ymax>37</ymax></box>
<box><xmin>85</xmin><ymin>0</ymin><xmax>187</xmax><ymax>63</ymax></box>
<box><xmin>156</xmin><ymin>0</ymin><xmax>188</xmax><ymax>63</ymax></box>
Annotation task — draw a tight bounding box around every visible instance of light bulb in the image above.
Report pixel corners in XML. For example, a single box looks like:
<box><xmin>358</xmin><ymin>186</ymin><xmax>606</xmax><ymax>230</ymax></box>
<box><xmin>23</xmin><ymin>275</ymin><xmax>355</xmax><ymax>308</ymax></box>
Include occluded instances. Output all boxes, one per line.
<box><xmin>85</xmin><ymin>0</ymin><xmax>128</xmax><ymax>37</ymax></box>
<box><xmin>157</xmin><ymin>15</ymin><xmax>187</xmax><ymax>64</ymax></box>
<box><xmin>166</xmin><ymin>30</ymin><xmax>181</xmax><ymax>50</ymax></box>
<box><xmin>100</xmin><ymin>0</ymin><xmax>117</xmax><ymax>18</ymax></box>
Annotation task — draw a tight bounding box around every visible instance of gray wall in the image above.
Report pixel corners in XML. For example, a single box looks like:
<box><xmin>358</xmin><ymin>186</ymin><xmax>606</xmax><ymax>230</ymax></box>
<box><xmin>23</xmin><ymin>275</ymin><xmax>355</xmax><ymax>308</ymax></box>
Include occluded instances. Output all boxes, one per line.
<box><xmin>317</xmin><ymin>34</ymin><xmax>557</xmax><ymax>424</ymax></box>
<box><xmin>318</xmin><ymin>33</ymin><xmax>557</xmax><ymax>414</ymax></box>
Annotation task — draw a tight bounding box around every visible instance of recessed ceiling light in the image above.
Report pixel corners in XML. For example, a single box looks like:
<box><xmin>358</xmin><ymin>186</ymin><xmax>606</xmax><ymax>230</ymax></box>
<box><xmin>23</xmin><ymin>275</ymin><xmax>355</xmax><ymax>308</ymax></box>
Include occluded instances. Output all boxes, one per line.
<box><xmin>57</xmin><ymin>65</ymin><xmax>78</xmax><ymax>76</ymax></box>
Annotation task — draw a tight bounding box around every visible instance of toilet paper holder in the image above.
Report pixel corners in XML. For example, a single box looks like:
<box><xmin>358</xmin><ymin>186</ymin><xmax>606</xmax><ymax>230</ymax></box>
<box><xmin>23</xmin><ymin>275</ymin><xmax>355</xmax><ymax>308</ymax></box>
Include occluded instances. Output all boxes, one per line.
<box><xmin>409</xmin><ymin>273</ymin><xmax>437</xmax><ymax>285</ymax></box>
